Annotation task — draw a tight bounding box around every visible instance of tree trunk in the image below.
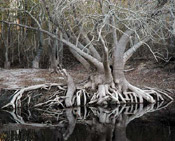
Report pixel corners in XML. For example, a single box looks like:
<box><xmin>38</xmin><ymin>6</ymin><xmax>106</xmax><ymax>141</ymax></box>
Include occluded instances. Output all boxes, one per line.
<box><xmin>58</xmin><ymin>32</ymin><xmax>63</xmax><ymax>66</ymax></box>
<box><xmin>32</xmin><ymin>30</ymin><xmax>43</xmax><ymax>68</ymax></box>
<box><xmin>3</xmin><ymin>23</ymin><xmax>11</xmax><ymax>69</ymax></box>
<box><xmin>49</xmin><ymin>28</ymin><xmax>64</xmax><ymax>72</ymax></box>
<box><xmin>65</xmin><ymin>70</ymin><xmax>76</xmax><ymax>107</ymax></box>
<box><xmin>50</xmin><ymin>28</ymin><xmax>59</xmax><ymax>72</ymax></box>
<box><xmin>113</xmin><ymin>31</ymin><xmax>132</xmax><ymax>93</ymax></box>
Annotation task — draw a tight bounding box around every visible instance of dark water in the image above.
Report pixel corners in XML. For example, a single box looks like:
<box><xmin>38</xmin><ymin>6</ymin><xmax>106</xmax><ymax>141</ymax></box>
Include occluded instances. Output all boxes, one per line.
<box><xmin>0</xmin><ymin>102</ymin><xmax>175</xmax><ymax>141</ymax></box>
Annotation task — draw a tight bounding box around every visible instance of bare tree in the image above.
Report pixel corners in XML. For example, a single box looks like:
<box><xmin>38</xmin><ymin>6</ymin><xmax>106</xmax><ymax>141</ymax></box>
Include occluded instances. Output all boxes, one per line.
<box><xmin>0</xmin><ymin>0</ymin><xmax>174</xmax><ymax>108</ymax></box>
<box><xmin>40</xmin><ymin>0</ymin><xmax>174</xmax><ymax>105</ymax></box>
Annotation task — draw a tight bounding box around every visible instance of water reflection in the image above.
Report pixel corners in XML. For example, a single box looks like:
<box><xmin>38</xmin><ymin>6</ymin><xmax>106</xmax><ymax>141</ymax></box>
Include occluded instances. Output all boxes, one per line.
<box><xmin>0</xmin><ymin>101</ymin><xmax>173</xmax><ymax>141</ymax></box>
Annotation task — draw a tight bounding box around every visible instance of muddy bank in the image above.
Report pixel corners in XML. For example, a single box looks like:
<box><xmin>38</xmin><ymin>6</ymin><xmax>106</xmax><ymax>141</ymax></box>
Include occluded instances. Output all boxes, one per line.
<box><xmin>0</xmin><ymin>61</ymin><xmax>174</xmax><ymax>90</ymax></box>
<box><xmin>126</xmin><ymin>61</ymin><xmax>175</xmax><ymax>90</ymax></box>
<box><xmin>0</xmin><ymin>67</ymin><xmax>87</xmax><ymax>89</ymax></box>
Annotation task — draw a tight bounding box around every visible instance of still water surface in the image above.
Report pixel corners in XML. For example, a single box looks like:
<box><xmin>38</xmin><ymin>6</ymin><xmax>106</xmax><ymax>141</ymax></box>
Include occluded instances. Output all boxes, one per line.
<box><xmin>0</xmin><ymin>102</ymin><xmax>175</xmax><ymax>141</ymax></box>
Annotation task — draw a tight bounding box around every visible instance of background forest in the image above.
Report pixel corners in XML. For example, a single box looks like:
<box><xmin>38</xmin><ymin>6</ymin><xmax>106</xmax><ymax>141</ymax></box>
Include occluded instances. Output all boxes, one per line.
<box><xmin>0</xmin><ymin>0</ymin><xmax>175</xmax><ymax>69</ymax></box>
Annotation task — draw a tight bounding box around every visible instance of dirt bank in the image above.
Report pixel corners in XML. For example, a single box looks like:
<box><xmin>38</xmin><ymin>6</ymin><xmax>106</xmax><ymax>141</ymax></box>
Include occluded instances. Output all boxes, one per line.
<box><xmin>0</xmin><ymin>61</ymin><xmax>174</xmax><ymax>91</ymax></box>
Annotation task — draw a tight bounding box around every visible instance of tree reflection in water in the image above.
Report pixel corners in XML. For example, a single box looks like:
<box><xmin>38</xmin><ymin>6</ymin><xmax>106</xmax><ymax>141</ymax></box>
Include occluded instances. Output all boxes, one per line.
<box><xmin>0</xmin><ymin>101</ymin><xmax>172</xmax><ymax>141</ymax></box>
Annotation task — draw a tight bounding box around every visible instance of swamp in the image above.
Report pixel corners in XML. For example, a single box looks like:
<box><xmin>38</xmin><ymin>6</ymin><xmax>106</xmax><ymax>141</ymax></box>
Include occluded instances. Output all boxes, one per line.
<box><xmin>0</xmin><ymin>0</ymin><xmax>175</xmax><ymax>140</ymax></box>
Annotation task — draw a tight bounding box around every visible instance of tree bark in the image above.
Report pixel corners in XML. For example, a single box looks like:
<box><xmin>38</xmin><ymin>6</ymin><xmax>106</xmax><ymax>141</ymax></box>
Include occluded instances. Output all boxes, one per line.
<box><xmin>32</xmin><ymin>29</ymin><xmax>43</xmax><ymax>68</ymax></box>
<box><xmin>3</xmin><ymin>24</ymin><xmax>11</xmax><ymax>69</ymax></box>
<box><xmin>69</xmin><ymin>48</ymin><xmax>90</xmax><ymax>70</ymax></box>
<box><xmin>64</xmin><ymin>70</ymin><xmax>76</xmax><ymax>107</ymax></box>
<box><xmin>123</xmin><ymin>38</ymin><xmax>151</xmax><ymax>63</ymax></box>
<box><xmin>113</xmin><ymin>30</ymin><xmax>133</xmax><ymax>90</ymax></box>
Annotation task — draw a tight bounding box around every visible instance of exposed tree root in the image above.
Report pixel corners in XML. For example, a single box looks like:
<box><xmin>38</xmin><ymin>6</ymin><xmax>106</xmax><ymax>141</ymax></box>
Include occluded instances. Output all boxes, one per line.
<box><xmin>87</xmin><ymin>80</ymin><xmax>173</xmax><ymax>106</ymax></box>
<box><xmin>1</xmin><ymin>83</ymin><xmax>65</xmax><ymax>109</ymax></box>
<box><xmin>0</xmin><ymin>74</ymin><xmax>173</xmax><ymax>110</ymax></box>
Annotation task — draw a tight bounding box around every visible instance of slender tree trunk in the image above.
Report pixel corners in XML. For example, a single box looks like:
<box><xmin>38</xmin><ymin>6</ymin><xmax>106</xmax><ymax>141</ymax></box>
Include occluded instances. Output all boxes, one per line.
<box><xmin>58</xmin><ymin>32</ymin><xmax>63</xmax><ymax>66</ymax></box>
<box><xmin>50</xmin><ymin>28</ymin><xmax>64</xmax><ymax>71</ymax></box>
<box><xmin>32</xmin><ymin>29</ymin><xmax>43</xmax><ymax>68</ymax></box>
<box><xmin>69</xmin><ymin>48</ymin><xmax>90</xmax><ymax>70</ymax></box>
<box><xmin>50</xmin><ymin>28</ymin><xmax>59</xmax><ymax>71</ymax></box>
<box><xmin>4</xmin><ymin>24</ymin><xmax>11</xmax><ymax>69</ymax></box>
